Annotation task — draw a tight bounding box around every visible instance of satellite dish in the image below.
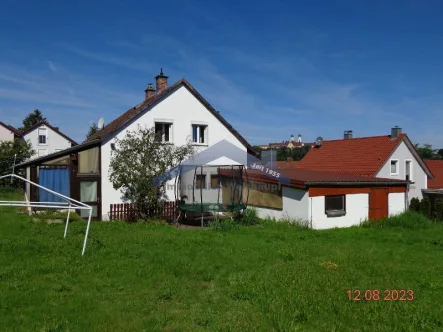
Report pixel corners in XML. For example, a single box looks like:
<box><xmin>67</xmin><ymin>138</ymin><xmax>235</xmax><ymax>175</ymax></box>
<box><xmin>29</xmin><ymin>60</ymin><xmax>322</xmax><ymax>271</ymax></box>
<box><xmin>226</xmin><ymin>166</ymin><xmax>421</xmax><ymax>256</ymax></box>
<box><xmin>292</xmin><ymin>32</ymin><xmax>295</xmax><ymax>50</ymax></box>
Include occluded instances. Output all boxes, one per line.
<box><xmin>315</xmin><ymin>136</ymin><xmax>323</xmax><ymax>147</ymax></box>
<box><xmin>97</xmin><ymin>117</ymin><xmax>105</xmax><ymax>129</ymax></box>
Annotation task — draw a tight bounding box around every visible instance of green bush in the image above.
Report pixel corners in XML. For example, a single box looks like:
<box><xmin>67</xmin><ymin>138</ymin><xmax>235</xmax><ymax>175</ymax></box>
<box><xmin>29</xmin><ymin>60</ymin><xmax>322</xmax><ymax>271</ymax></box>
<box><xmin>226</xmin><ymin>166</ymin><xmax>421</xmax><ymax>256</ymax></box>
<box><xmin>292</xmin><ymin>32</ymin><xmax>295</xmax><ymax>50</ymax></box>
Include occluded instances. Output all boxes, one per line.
<box><xmin>409</xmin><ymin>197</ymin><xmax>420</xmax><ymax>212</ymax></box>
<box><xmin>361</xmin><ymin>211</ymin><xmax>434</xmax><ymax>229</ymax></box>
<box><xmin>234</xmin><ymin>208</ymin><xmax>260</xmax><ymax>226</ymax></box>
<box><xmin>420</xmin><ymin>197</ymin><xmax>431</xmax><ymax>218</ymax></box>
<box><xmin>434</xmin><ymin>198</ymin><xmax>443</xmax><ymax>221</ymax></box>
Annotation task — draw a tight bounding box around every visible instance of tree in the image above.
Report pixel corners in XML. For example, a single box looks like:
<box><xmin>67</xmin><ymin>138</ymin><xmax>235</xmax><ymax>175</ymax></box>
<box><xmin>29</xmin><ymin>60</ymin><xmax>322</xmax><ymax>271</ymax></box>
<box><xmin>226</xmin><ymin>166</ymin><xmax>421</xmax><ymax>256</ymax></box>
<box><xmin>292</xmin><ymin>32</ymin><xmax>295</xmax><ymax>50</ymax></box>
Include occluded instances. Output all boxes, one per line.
<box><xmin>414</xmin><ymin>143</ymin><xmax>442</xmax><ymax>160</ymax></box>
<box><xmin>86</xmin><ymin>123</ymin><xmax>99</xmax><ymax>139</ymax></box>
<box><xmin>438</xmin><ymin>149</ymin><xmax>443</xmax><ymax>159</ymax></box>
<box><xmin>0</xmin><ymin>140</ymin><xmax>35</xmax><ymax>186</ymax></box>
<box><xmin>109</xmin><ymin>125</ymin><xmax>194</xmax><ymax>220</ymax></box>
<box><xmin>18</xmin><ymin>109</ymin><xmax>47</xmax><ymax>131</ymax></box>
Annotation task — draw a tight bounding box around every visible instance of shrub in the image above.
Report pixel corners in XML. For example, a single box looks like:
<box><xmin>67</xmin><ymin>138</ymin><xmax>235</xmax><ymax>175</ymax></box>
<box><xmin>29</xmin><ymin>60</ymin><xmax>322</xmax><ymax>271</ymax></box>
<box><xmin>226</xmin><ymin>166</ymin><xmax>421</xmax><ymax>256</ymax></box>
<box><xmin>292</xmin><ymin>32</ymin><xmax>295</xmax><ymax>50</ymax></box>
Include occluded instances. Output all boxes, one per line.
<box><xmin>361</xmin><ymin>211</ymin><xmax>433</xmax><ymax>229</ymax></box>
<box><xmin>433</xmin><ymin>198</ymin><xmax>443</xmax><ymax>221</ymax></box>
<box><xmin>234</xmin><ymin>208</ymin><xmax>260</xmax><ymax>226</ymax></box>
<box><xmin>409</xmin><ymin>197</ymin><xmax>420</xmax><ymax>212</ymax></box>
<box><xmin>420</xmin><ymin>197</ymin><xmax>431</xmax><ymax>218</ymax></box>
<box><xmin>209</xmin><ymin>219</ymin><xmax>240</xmax><ymax>232</ymax></box>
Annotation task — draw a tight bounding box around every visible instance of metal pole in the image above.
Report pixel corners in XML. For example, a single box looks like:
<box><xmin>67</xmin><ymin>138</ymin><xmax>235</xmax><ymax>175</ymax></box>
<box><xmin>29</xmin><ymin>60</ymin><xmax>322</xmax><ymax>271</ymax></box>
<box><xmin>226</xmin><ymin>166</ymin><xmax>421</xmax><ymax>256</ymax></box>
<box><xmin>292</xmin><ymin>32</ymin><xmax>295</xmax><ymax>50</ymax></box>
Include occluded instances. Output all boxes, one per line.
<box><xmin>82</xmin><ymin>209</ymin><xmax>93</xmax><ymax>256</ymax></box>
<box><xmin>64</xmin><ymin>204</ymin><xmax>71</xmax><ymax>238</ymax></box>
<box><xmin>0</xmin><ymin>174</ymin><xmax>90</xmax><ymax>208</ymax></box>
<box><xmin>11</xmin><ymin>154</ymin><xmax>17</xmax><ymax>184</ymax></box>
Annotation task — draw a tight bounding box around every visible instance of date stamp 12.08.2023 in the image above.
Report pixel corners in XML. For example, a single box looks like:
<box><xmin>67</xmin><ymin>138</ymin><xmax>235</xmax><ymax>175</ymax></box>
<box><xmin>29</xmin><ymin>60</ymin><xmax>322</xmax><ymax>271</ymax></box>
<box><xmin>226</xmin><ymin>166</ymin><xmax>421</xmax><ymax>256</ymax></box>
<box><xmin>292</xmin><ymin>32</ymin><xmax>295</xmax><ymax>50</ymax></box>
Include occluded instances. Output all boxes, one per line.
<box><xmin>347</xmin><ymin>289</ymin><xmax>415</xmax><ymax>301</ymax></box>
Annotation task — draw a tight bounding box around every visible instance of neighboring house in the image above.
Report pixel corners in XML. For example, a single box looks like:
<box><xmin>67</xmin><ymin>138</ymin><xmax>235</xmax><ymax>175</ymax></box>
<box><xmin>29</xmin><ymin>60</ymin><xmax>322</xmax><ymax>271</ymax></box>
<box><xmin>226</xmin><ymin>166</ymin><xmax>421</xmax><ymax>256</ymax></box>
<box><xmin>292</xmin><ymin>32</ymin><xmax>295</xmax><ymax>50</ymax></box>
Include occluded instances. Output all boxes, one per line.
<box><xmin>18</xmin><ymin>121</ymin><xmax>77</xmax><ymax>158</ymax></box>
<box><xmin>261</xmin><ymin>134</ymin><xmax>314</xmax><ymax>150</ymax></box>
<box><xmin>0</xmin><ymin>121</ymin><xmax>19</xmax><ymax>141</ymax></box>
<box><xmin>424</xmin><ymin>160</ymin><xmax>443</xmax><ymax>190</ymax></box>
<box><xmin>295</xmin><ymin>127</ymin><xmax>433</xmax><ymax>202</ymax></box>
<box><xmin>16</xmin><ymin>70</ymin><xmax>255</xmax><ymax>220</ymax></box>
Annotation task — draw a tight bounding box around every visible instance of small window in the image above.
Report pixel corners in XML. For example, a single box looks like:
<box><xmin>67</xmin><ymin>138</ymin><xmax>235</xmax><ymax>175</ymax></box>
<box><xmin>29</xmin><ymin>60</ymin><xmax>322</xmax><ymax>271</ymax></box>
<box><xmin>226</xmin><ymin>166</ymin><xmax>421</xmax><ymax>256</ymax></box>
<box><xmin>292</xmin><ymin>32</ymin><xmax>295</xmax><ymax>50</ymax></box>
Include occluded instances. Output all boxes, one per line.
<box><xmin>405</xmin><ymin>160</ymin><xmax>412</xmax><ymax>181</ymax></box>
<box><xmin>210</xmin><ymin>175</ymin><xmax>220</xmax><ymax>189</ymax></box>
<box><xmin>196</xmin><ymin>174</ymin><xmax>206</xmax><ymax>189</ymax></box>
<box><xmin>192</xmin><ymin>124</ymin><xmax>207</xmax><ymax>144</ymax></box>
<box><xmin>154</xmin><ymin>122</ymin><xmax>172</xmax><ymax>143</ymax></box>
<box><xmin>325</xmin><ymin>195</ymin><xmax>346</xmax><ymax>217</ymax></box>
<box><xmin>38</xmin><ymin>128</ymin><xmax>47</xmax><ymax>145</ymax></box>
<box><xmin>390</xmin><ymin>160</ymin><xmax>399</xmax><ymax>175</ymax></box>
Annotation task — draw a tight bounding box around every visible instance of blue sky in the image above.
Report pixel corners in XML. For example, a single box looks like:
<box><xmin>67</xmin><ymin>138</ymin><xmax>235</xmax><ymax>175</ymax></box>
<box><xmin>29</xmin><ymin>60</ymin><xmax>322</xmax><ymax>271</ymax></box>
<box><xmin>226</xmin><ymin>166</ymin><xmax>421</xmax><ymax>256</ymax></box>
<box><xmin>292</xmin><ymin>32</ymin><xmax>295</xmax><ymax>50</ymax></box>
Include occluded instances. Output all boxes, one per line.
<box><xmin>1</xmin><ymin>0</ymin><xmax>443</xmax><ymax>147</ymax></box>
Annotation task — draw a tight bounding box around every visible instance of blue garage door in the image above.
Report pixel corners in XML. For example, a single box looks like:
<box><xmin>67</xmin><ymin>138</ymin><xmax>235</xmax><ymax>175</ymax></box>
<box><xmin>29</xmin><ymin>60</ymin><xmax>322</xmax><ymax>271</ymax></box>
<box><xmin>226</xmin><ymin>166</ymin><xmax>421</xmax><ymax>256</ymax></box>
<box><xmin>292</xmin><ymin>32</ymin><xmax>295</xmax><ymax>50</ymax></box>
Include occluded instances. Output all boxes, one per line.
<box><xmin>39</xmin><ymin>168</ymin><xmax>70</xmax><ymax>203</ymax></box>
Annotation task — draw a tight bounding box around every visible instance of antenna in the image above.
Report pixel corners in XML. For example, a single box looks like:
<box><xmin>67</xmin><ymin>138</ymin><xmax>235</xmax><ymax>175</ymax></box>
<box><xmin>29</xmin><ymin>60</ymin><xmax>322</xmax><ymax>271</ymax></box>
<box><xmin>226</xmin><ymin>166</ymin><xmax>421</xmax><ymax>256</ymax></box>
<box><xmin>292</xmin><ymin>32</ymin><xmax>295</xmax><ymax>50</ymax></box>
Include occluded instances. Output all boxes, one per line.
<box><xmin>315</xmin><ymin>136</ymin><xmax>324</xmax><ymax>147</ymax></box>
<box><xmin>97</xmin><ymin>117</ymin><xmax>104</xmax><ymax>129</ymax></box>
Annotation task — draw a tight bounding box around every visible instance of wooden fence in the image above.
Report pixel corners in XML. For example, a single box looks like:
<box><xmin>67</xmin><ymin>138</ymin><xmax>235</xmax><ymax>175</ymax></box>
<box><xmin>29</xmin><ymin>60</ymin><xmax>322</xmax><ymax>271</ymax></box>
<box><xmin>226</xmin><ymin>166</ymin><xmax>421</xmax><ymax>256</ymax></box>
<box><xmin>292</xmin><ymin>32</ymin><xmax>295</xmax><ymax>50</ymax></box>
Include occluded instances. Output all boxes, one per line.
<box><xmin>109</xmin><ymin>201</ymin><xmax>177</xmax><ymax>222</ymax></box>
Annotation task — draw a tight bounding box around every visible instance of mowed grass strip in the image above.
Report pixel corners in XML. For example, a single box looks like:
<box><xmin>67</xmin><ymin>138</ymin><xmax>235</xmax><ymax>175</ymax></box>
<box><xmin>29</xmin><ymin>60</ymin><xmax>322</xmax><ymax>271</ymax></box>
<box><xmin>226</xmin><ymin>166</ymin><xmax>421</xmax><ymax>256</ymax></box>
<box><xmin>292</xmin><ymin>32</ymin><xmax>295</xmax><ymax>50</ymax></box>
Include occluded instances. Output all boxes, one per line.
<box><xmin>1</xmin><ymin>193</ymin><xmax>443</xmax><ymax>331</ymax></box>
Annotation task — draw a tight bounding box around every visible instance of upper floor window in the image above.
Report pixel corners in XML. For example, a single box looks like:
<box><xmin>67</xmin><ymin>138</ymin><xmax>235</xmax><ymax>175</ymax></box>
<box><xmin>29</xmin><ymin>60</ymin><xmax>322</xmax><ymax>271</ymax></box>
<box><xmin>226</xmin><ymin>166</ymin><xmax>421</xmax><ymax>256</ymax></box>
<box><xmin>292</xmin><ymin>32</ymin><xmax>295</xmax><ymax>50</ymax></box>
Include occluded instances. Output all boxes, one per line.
<box><xmin>390</xmin><ymin>159</ymin><xmax>399</xmax><ymax>175</ymax></box>
<box><xmin>38</xmin><ymin>128</ymin><xmax>47</xmax><ymax>145</ymax></box>
<box><xmin>155</xmin><ymin>122</ymin><xmax>172</xmax><ymax>143</ymax></box>
<box><xmin>192</xmin><ymin>124</ymin><xmax>207</xmax><ymax>144</ymax></box>
<box><xmin>405</xmin><ymin>160</ymin><xmax>412</xmax><ymax>181</ymax></box>
<box><xmin>78</xmin><ymin>147</ymin><xmax>100</xmax><ymax>175</ymax></box>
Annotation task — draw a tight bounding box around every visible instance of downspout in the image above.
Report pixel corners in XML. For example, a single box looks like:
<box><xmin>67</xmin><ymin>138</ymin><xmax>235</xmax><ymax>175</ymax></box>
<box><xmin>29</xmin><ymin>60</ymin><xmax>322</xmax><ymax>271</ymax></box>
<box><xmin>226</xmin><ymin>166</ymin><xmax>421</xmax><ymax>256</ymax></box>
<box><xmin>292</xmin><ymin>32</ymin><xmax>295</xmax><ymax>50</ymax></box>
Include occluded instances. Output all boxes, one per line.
<box><xmin>310</xmin><ymin>197</ymin><xmax>313</xmax><ymax>229</ymax></box>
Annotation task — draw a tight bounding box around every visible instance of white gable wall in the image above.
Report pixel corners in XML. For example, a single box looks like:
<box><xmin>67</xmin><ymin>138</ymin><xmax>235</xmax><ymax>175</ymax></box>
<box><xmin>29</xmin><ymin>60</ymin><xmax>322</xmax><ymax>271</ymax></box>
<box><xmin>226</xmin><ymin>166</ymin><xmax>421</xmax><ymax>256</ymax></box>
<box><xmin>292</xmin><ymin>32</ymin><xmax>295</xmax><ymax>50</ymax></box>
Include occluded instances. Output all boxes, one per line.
<box><xmin>0</xmin><ymin>125</ymin><xmax>15</xmax><ymax>141</ymax></box>
<box><xmin>101</xmin><ymin>86</ymin><xmax>248</xmax><ymax>220</ymax></box>
<box><xmin>376</xmin><ymin>141</ymin><xmax>427</xmax><ymax>200</ymax></box>
<box><xmin>22</xmin><ymin>125</ymin><xmax>73</xmax><ymax>159</ymax></box>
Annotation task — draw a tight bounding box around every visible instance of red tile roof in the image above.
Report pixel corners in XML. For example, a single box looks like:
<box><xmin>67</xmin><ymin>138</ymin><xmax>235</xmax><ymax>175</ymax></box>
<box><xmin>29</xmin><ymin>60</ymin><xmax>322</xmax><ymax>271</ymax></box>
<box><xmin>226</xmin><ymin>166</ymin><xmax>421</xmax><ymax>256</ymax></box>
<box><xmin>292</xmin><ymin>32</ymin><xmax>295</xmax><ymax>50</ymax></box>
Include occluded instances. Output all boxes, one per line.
<box><xmin>275</xmin><ymin>161</ymin><xmax>299</xmax><ymax>169</ymax></box>
<box><xmin>425</xmin><ymin>160</ymin><xmax>443</xmax><ymax>189</ymax></box>
<box><xmin>296</xmin><ymin>134</ymin><xmax>432</xmax><ymax>177</ymax></box>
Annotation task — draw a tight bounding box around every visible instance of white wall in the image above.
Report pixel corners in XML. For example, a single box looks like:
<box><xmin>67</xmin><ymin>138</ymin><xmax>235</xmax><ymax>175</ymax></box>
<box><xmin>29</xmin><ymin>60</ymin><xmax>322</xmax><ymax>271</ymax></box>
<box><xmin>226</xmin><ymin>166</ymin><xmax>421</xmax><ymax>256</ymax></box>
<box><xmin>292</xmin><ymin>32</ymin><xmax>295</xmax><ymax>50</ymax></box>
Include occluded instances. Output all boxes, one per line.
<box><xmin>100</xmin><ymin>85</ymin><xmax>248</xmax><ymax>220</ymax></box>
<box><xmin>254</xmin><ymin>187</ymin><xmax>309</xmax><ymax>221</ymax></box>
<box><xmin>376</xmin><ymin>141</ymin><xmax>427</xmax><ymax>200</ymax></box>
<box><xmin>388</xmin><ymin>192</ymin><xmax>406</xmax><ymax>216</ymax></box>
<box><xmin>310</xmin><ymin>194</ymin><xmax>369</xmax><ymax>229</ymax></box>
<box><xmin>22</xmin><ymin>124</ymin><xmax>73</xmax><ymax>159</ymax></box>
<box><xmin>0</xmin><ymin>125</ymin><xmax>14</xmax><ymax>141</ymax></box>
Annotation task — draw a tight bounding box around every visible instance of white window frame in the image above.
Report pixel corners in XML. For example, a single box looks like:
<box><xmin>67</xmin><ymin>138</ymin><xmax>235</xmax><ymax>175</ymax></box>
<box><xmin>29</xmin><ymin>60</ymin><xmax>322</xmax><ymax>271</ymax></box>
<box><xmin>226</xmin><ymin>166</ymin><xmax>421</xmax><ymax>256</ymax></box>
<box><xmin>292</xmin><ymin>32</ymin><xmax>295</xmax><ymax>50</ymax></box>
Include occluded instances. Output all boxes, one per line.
<box><xmin>191</xmin><ymin>123</ymin><xmax>208</xmax><ymax>145</ymax></box>
<box><xmin>390</xmin><ymin>159</ymin><xmax>399</xmax><ymax>176</ymax></box>
<box><xmin>405</xmin><ymin>159</ymin><xmax>413</xmax><ymax>181</ymax></box>
<box><xmin>154</xmin><ymin>121</ymin><xmax>173</xmax><ymax>143</ymax></box>
<box><xmin>55</xmin><ymin>149</ymin><xmax>63</xmax><ymax>152</ymax></box>
<box><xmin>38</xmin><ymin>127</ymin><xmax>48</xmax><ymax>146</ymax></box>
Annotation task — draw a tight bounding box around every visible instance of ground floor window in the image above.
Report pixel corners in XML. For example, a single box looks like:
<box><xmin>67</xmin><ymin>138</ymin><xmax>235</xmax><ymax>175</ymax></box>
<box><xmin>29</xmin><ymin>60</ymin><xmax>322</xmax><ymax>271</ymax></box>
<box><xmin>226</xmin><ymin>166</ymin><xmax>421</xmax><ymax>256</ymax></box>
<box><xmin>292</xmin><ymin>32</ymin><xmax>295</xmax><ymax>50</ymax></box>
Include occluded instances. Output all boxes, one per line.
<box><xmin>80</xmin><ymin>181</ymin><xmax>98</xmax><ymax>217</ymax></box>
<box><xmin>325</xmin><ymin>195</ymin><xmax>346</xmax><ymax>217</ymax></box>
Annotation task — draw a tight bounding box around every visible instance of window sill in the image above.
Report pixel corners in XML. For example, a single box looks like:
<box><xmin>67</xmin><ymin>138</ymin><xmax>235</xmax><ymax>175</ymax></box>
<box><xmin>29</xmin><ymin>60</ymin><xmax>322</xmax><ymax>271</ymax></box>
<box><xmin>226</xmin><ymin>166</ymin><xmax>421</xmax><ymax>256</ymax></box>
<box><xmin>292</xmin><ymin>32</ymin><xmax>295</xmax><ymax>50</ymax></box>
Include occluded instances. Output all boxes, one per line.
<box><xmin>326</xmin><ymin>210</ymin><xmax>346</xmax><ymax>218</ymax></box>
<box><xmin>38</xmin><ymin>144</ymin><xmax>48</xmax><ymax>146</ymax></box>
<box><xmin>192</xmin><ymin>143</ymin><xmax>208</xmax><ymax>147</ymax></box>
<box><xmin>390</xmin><ymin>173</ymin><xmax>399</xmax><ymax>176</ymax></box>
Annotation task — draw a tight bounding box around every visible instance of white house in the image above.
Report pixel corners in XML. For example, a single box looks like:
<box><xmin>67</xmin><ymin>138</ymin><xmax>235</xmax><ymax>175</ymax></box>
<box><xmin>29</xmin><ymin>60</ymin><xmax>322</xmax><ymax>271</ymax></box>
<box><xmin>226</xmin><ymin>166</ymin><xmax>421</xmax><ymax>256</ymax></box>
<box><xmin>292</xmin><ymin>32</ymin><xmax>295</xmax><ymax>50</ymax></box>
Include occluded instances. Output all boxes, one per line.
<box><xmin>294</xmin><ymin>127</ymin><xmax>433</xmax><ymax>202</ymax></box>
<box><xmin>16</xmin><ymin>70</ymin><xmax>255</xmax><ymax>220</ymax></box>
<box><xmin>18</xmin><ymin>121</ymin><xmax>77</xmax><ymax>158</ymax></box>
<box><xmin>0</xmin><ymin>121</ymin><xmax>19</xmax><ymax>141</ymax></box>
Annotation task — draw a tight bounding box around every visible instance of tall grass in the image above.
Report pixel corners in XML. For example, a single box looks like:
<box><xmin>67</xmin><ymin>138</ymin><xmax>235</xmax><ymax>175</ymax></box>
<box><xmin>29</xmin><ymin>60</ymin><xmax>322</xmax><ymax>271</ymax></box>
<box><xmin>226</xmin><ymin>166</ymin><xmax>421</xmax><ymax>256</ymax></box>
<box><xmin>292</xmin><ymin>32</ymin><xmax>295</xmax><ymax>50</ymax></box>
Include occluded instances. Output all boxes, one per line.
<box><xmin>361</xmin><ymin>210</ymin><xmax>437</xmax><ymax>229</ymax></box>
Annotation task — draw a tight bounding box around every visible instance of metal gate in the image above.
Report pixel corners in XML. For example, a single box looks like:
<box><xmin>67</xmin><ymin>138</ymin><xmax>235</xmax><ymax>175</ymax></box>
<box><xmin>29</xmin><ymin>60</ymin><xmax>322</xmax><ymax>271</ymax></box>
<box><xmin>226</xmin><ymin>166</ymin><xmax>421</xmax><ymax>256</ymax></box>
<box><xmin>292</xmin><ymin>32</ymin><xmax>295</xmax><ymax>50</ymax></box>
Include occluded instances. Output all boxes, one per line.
<box><xmin>38</xmin><ymin>167</ymin><xmax>70</xmax><ymax>203</ymax></box>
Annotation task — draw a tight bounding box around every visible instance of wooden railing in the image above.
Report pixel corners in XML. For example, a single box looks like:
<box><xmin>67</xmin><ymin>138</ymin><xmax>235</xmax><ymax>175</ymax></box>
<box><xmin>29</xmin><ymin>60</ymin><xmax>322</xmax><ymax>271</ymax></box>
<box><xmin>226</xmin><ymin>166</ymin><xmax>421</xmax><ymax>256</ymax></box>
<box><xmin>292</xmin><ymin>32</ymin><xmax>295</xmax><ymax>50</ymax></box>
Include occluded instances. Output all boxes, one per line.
<box><xmin>109</xmin><ymin>201</ymin><xmax>177</xmax><ymax>222</ymax></box>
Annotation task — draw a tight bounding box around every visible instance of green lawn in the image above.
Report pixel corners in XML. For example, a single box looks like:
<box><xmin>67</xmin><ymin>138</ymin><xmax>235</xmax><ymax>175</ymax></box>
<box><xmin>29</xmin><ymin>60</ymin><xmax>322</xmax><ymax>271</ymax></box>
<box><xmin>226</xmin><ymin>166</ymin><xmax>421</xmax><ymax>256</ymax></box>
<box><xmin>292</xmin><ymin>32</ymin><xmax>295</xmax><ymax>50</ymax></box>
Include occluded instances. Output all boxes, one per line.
<box><xmin>1</xmin><ymin>191</ymin><xmax>443</xmax><ymax>331</ymax></box>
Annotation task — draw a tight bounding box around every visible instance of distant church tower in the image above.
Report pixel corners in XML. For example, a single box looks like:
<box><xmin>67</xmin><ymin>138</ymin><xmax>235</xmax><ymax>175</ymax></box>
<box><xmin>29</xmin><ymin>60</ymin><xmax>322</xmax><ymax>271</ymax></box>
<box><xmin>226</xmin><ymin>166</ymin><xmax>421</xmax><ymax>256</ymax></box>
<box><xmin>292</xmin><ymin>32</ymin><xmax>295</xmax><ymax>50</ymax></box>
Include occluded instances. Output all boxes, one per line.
<box><xmin>297</xmin><ymin>134</ymin><xmax>302</xmax><ymax>143</ymax></box>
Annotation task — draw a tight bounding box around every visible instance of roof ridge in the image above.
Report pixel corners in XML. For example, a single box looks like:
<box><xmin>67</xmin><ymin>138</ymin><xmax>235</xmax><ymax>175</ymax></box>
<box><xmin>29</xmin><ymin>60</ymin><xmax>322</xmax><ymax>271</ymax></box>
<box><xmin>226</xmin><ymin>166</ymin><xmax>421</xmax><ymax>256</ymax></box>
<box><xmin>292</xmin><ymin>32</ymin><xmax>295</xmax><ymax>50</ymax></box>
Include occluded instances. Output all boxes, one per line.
<box><xmin>321</xmin><ymin>133</ymin><xmax>405</xmax><ymax>143</ymax></box>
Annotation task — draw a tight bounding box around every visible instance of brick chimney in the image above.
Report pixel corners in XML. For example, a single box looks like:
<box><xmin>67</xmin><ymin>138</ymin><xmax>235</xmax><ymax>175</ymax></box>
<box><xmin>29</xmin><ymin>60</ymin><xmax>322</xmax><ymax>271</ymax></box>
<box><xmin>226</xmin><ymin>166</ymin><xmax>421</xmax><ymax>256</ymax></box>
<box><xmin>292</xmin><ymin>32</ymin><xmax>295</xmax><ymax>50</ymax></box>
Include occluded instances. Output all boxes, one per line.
<box><xmin>155</xmin><ymin>68</ymin><xmax>168</xmax><ymax>94</ymax></box>
<box><xmin>144</xmin><ymin>83</ymin><xmax>155</xmax><ymax>99</ymax></box>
